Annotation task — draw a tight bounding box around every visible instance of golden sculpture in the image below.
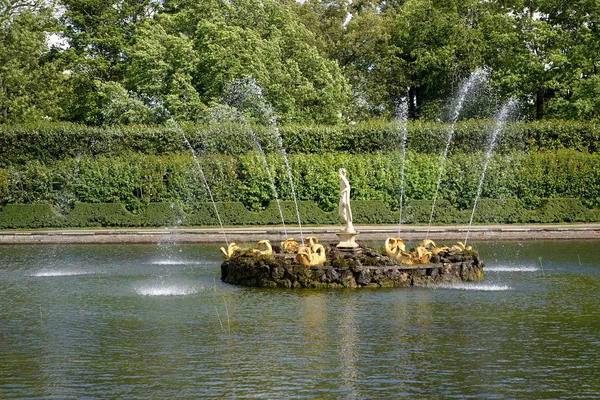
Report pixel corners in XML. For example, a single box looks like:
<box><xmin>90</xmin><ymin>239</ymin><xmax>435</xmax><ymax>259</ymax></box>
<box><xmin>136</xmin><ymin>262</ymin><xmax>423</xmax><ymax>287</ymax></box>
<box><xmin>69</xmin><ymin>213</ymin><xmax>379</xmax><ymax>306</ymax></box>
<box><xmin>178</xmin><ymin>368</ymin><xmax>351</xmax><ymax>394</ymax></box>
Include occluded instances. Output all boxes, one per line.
<box><xmin>253</xmin><ymin>240</ymin><xmax>273</xmax><ymax>255</ymax></box>
<box><xmin>412</xmin><ymin>246</ymin><xmax>433</xmax><ymax>264</ymax></box>
<box><xmin>384</xmin><ymin>237</ymin><xmax>406</xmax><ymax>256</ymax></box>
<box><xmin>295</xmin><ymin>243</ymin><xmax>327</xmax><ymax>266</ymax></box>
<box><xmin>281</xmin><ymin>238</ymin><xmax>300</xmax><ymax>254</ymax></box>
<box><xmin>220</xmin><ymin>242</ymin><xmax>240</xmax><ymax>259</ymax></box>
<box><xmin>419</xmin><ymin>239</ymin><xmax>448</xmax><ymax>255</ymax></box>
<box><xmin>452</xmin><ymin>242</ymin><xmax>472</xmax><ymax>252</ymax></box>
<box><xmin>304</xmin><ymin>236</ymin><xmax>319</xmax><ymax>247</ymax></box>
<box><xmin>383</xmin><ymin>237</ymin><xmax>434</xmax><ymax>265</ymax></box>
<box><xmin>386</xmin><ymin>239</ymin><xmax>472</xmax><ymax>265</ymax></box>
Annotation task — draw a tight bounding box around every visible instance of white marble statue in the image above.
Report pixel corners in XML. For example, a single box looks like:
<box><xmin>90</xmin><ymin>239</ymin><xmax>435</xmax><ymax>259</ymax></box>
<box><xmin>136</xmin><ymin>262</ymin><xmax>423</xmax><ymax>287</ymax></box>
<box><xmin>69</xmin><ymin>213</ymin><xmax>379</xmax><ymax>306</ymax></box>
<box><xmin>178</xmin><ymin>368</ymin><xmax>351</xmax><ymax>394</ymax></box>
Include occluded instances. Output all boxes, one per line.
<box><xmin>338</xmin><ymin>168</ymin><xmax>355</xmax><ymax>233</ymax></box>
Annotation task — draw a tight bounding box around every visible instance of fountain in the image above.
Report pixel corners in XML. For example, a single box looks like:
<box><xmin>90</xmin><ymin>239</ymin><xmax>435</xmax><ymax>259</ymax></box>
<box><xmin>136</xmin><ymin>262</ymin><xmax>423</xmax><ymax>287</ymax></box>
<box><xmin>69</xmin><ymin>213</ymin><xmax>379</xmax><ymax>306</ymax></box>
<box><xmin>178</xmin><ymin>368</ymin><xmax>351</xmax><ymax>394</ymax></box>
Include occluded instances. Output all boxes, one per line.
<box><xmin>464</xmin><ymin>99</ymin><xmax>517</xmax><ymax>245</ymax></box>
<box><xmin>220</xmin><ymin>168</ymin><xmax>484</xmax><ymax>288</ymax></box>
<box><xmin>218</xmin><ymin>79</ymin><xmax>289</xmax><ymax>236</ymax></box>
<box><xmin>393</xmin><ymin>98</ymin><xmax>409</xmax><ymax>235</ymax></box>
<box><xmin>176</xmin><ymin>121</ymin><xmax>229</xmax><ymax>246</ymax></box>
<box><xmin>426</xmin><ymin>69</ymin><xmax>488</xmax><ymax>238</ymax></box>
<box><xmin>224</xmin><ymin>77</ymin><xmax>304</xmax><ymax>242</ymax></box>
<box><xmin>270</xmin><ymin>115</ymin><xmax>304</xmax><ymax>242</ymax></box>
<box><xmin>218</xmin><ymin>73</ymin><xmax>508</xmax><ymax>288</ymax></box>
<box><xmin>245</xmin><ymin>125</ymin><xmax>288</xmax><ymax>237</ymax></box>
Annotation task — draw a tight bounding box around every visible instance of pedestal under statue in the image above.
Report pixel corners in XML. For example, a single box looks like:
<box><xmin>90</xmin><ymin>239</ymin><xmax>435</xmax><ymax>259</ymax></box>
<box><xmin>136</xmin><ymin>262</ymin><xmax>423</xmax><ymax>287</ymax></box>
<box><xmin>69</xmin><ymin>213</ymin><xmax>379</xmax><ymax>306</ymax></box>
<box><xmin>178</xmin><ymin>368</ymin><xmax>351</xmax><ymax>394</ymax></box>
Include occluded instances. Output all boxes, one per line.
<box><xmin>336</xmin><ymin>168</ymin><xmax>360</xmax><ymax>251</ymax></box>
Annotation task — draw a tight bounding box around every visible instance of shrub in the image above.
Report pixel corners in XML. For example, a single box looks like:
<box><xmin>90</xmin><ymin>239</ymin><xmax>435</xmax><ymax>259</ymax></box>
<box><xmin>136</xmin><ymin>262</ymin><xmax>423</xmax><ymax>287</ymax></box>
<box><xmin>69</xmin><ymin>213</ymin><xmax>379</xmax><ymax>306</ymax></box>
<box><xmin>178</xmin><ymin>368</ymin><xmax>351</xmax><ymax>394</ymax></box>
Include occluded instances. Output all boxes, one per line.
<box><xmin>0</xmin><ymin>198</ymin><xmax>596</xmax><ymax>229</ymax></box>
<box><xmin>65</xmin><ymin>203</ymin><xmax>135</xmax><ymax>227</ymax></box>
<box><xmin>2</xmin><ymin>149</ymin><xmax>600</xmax><ymax>214</ymax></box>
<box><xmin>1</xmin><ymin>120</ymin><xmax>598</xmax><ymax>166</ymax></box>
<box><xmin>0</xmin><ymin>204</ymin><xmax>61</xmax><ymax>228</ymax></box>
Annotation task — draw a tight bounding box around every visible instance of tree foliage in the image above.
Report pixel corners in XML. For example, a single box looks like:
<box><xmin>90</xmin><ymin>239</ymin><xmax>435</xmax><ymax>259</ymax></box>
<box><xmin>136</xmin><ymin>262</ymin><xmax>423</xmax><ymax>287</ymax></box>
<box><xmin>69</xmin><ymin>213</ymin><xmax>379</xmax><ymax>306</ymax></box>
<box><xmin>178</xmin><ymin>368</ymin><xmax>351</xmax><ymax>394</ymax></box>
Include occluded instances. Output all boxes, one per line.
<box><xmin>0</xmin><ymin>4</ymin><xmax>63</xmax><ymax>123</ymax></box>
<box><xmin>1</xmin><ymin>0</ymin><xmax>600</xmax><ymax>123</ymax></box>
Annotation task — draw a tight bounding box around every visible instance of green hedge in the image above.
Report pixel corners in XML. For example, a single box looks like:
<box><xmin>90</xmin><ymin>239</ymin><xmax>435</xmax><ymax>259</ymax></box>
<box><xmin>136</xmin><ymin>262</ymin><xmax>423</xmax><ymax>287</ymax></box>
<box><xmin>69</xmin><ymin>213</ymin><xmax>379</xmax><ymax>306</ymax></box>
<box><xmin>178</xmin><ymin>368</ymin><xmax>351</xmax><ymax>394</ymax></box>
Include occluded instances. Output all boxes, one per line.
<box><xmin>0</xmin><ymin>199</ymin><xmax>598</xmax><ymax>229</ymax></box>
<box><xmin>1</xmin><ymin>120</ymin><xmax>598</xmax><ymax>166</ymax></box>
<box><xmin>2</xmin><ymin>149</ymin><xmax>599</xmax><ymax>214</ymax></box>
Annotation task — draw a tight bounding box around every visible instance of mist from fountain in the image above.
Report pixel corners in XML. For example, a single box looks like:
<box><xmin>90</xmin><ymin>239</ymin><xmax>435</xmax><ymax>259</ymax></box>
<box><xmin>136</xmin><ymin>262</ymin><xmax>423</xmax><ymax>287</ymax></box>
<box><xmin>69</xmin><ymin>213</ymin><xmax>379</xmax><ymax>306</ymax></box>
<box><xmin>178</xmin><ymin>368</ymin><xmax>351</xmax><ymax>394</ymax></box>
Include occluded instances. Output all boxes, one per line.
<box><xmin>223</xmin><ymin>77</ymin><xmax>303</xmax><ymax>242</ymax></box>
<box><xmin>170</xmin><ymin>119</ymin><xmax>229</xmax><ymax>246</ymax></box>
<box><xmin>464</xmin><ymin>99</ymin><xmax>517</xmax><ymax>245</ymax></box>
<box><xmin>269</xmin><ymin>115</ymin><xmax>304</xmax><ymax>242</ymax></box>
<box><xmin>426</xmin><ymin>69</ymin><xmax>488</xmax><ymax>238</ymax></box>
<box><xmin>394</xmin><ymin>98</ymin><xmax>409</xmax><ymax>235</ymax></box>
<box><xmin>244</xmin><ymin>125</ymin><xmax>288</xmax><ymax>237</ymax></box>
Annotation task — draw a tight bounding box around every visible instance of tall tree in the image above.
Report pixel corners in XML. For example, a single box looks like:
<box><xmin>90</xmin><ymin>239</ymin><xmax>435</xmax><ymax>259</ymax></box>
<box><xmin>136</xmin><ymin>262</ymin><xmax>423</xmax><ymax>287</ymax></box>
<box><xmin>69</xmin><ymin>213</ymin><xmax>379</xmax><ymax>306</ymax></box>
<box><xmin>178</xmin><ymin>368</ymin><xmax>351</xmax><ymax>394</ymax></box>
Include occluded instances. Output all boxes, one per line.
<box><xmin>541</xmin><ymin>0</ymin><xmax>600</xmax><ymax>119</ymax></box>
<box><xmin>125</xmin><ymin>15</ymin><xmax>204</xmax><ymax>121</ymax></box>
<box><xmin>393</xmin><ymin>0</ymin><xmax>485</xmax><ymax>119</ymax></box>
<box><xmin>341</xmin><ymin>3</ymin><xmax>403</xmax><ymax>119</ymax></box>
<box><xmin>294</xmin><ymin>0</ymin><xmax>404</xmax><ymax>120</ymax></box>
<box><xmin>162</xmin><ymin>0</ymin><xmax>350</xmax><ymax>124</ymax></box>
<box><xmin>0</xmin><ymin>4</ymin><xmax>64</xmax><ymax>123</ymax></box>
<box><xmin>59</xmin><ymin>0</ymin><xmax>158</xmax><ymax>123</ymax></box>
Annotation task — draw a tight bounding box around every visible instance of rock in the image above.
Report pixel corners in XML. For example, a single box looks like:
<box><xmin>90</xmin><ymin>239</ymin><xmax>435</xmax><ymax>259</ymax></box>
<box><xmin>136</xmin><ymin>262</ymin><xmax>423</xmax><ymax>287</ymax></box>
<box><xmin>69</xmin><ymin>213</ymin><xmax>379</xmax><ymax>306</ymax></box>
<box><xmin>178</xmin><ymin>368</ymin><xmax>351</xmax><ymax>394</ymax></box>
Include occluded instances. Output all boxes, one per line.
<box><xmin>325</xmin><ymin>268</ymin><xmax>340</xmax><ymax>282</ymax></box>
<box><xmin>272</xmin><ymin>267</ymin><xmax>284</xmax><ymax>280</ymax></box>
<box><xmin>220</xmin><ymin>243</ymin><xmax>484</xmax><ymax>288</ymax></box>
<box><xmin>350</xmin><ymin>263</ymin><xmax>365</xmax><ymax>273</ymax></box>
<box><xmin>412</xmin><ymin>275</ymin><xmax>433</xmax><ymax>287</ymax></box>
<box><xmin>378</xmin><ymin>276</ymin><xmax>395</xmax><ymax>287</ymax></box>
<box><xmin>277</xmin><ymin>278</ymin><xmax>292</xmax><ymax>288</ymax></box>
<box><xmin>312</xmin><ymin>269</ymin><xmax>326</xmax><ymax>281</ymax></box>
<box><xmin>340</xmin><ymin>270</ymin><xmax>357</xmax><ymax>288</ymax></box>
<box><xmin>426</xmin><ymin>267</ymin><xmax>436</xmax><ymax>277</ymax></box>
<box><xmin>357</xmin><ymin>269</ymin><xmax>372</xmax><ymax>286</ymax></box>
<box><xmin>372</xmin><ymin>268</ymin><xmax>383</xmax><ymax>281</ymax></box>
<box><xmin>260</xmin><ymin>279</ymin><xmax>278</xmax><ymax>288</ymax></box>
<box><xmin>386</xmin><ymin>268</ymin><xmax>401</xmax><ymax>280</ymax></box>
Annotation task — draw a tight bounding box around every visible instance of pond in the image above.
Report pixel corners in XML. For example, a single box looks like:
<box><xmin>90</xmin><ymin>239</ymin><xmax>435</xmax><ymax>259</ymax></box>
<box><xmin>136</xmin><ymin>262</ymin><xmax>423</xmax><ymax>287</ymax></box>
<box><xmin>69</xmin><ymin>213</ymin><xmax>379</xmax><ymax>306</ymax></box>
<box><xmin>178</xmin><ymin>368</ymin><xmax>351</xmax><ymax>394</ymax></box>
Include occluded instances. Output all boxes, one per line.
<box><xmin>1</xmin><ymin>241</ymin><xmax>599</xmax><ymax>398</ymax></box>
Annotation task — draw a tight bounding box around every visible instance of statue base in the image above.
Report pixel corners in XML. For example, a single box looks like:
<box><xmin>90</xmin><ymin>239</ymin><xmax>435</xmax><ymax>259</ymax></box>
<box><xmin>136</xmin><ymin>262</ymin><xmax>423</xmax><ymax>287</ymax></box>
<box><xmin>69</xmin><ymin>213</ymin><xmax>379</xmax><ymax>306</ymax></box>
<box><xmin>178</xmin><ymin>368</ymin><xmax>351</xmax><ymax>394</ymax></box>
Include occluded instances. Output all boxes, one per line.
<box><xmin>336</xmin><ymin>231</ymin><xmax>360</xmax><ymax>252</ymax></box>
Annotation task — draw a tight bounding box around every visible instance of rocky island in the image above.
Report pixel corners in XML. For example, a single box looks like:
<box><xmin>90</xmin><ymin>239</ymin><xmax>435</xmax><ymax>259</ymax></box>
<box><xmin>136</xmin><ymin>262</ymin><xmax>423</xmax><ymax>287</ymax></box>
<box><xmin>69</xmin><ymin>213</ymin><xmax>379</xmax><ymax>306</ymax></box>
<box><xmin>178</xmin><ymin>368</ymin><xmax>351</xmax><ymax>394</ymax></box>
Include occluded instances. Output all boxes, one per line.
<box><xmin>221</xmin><ymin>168</ymin><xmax>484</xmax><ymax>289</ymax></box>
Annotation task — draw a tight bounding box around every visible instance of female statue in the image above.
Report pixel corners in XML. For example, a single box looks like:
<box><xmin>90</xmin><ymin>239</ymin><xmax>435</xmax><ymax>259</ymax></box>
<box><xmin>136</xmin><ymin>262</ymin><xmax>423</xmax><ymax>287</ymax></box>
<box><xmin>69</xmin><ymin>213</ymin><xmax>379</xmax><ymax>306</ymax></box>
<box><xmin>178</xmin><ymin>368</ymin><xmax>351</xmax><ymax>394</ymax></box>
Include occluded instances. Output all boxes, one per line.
<box><xmin>338</xmin><ymin>168</ymin><xmax>355</xmax><ymax>233</ymax></box>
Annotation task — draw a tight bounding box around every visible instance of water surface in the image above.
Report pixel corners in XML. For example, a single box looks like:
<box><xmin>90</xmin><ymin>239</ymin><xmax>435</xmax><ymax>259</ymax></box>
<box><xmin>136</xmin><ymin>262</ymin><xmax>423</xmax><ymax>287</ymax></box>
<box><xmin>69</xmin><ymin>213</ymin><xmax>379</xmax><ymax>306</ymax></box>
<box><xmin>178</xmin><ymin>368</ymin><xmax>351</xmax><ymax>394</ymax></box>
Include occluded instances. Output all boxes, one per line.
<box><xmin>1</xmin><ymin>241</ymin><xmax>599</xmax><ymax>398</ymax></box>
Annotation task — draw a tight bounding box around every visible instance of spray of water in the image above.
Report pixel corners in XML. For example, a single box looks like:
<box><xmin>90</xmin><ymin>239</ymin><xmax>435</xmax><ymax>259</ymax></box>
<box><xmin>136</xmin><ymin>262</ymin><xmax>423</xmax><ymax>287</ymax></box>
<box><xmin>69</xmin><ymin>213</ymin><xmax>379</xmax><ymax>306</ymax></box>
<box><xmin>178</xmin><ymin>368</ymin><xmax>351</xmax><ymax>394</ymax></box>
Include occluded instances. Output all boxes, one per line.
<box><xmin>394</xmin><ymin>98</ymin><xmax>409</xmax><ymax>235</ymax></box>
<box><xmin>174</xmin><ymin>121</ymin><xmax>228</xmax><ymax>246</ymax></box>
<box><xmin>245</xmin><ymin>125</ymin><xmax>288</xmax><ymax>237</ymax></box>
<box><xmin>426</xmin><ymin>69</ymin><xmax>488</xmax><ymax>238</ymax></box>
<box><xmin>223</xmin><ymin>77</ymin><xmax>303</xmax><ymax>241</ymax></box>
<box><xmin>269</xmin><ymin>115</ymin><xmax>303</xmax><ymax>242</ymax></box>
<box><xmin>464</xmin><ymin>99</ymin><xmax>517</xmax><ymax>245</ymax></box>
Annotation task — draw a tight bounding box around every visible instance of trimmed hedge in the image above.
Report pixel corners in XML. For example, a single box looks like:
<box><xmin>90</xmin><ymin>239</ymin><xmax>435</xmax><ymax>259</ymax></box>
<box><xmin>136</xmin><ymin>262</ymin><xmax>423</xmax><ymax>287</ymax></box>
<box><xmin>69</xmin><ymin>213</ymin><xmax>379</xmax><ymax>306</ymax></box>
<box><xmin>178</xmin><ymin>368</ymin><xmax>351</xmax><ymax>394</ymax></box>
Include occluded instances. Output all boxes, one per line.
<box><xmin>2</xmin><ymin>149</ymin><xmax>599</xmax><ymax>214</ymax></box>
<box><xmin>1</xmin><ymin>120</ymin><xmax>599</xmax><ymax>166</ymax></box>
<box><xmin>0</xmin><ymin>199</ymin><xmax>598</xmax><ymax>229</ymax></box>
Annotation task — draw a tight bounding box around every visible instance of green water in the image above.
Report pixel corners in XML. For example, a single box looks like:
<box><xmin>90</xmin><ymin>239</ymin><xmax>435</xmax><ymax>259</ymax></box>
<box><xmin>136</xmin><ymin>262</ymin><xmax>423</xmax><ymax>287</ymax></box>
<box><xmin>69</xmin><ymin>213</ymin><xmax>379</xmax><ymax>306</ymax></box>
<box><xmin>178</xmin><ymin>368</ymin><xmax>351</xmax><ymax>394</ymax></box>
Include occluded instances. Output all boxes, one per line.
<box><xmin>1</xmin><ymin>241</ymin><xmax>599</xmax><ymax>398</ymax></box>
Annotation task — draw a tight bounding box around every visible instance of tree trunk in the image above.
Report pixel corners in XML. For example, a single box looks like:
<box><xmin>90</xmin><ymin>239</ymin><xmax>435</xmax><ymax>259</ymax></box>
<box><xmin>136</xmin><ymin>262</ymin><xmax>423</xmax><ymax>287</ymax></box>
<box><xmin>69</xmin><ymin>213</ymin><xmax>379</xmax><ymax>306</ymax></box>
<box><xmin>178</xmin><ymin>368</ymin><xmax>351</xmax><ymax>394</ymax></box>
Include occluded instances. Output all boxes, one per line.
<box><xmin>536</xmin><ymin>84</ymin><xmax>544</xmax><ymax>120</ymax></box>
<box><xmin>0</xmin><ymin>82</ymin><xmax>6</xmax><ymax>123</ymax></box>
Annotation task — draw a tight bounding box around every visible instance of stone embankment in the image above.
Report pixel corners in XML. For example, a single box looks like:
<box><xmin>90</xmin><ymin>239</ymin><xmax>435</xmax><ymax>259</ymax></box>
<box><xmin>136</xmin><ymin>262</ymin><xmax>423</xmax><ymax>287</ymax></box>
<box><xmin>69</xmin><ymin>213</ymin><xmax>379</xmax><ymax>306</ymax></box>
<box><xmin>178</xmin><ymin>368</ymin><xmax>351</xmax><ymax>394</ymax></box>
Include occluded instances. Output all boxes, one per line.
<box><xmin>0</xmin><ymin>224</ymin><xmax>599</xmax><ymax>244</ymax></box>
<box><xmin>221</xmin><ymin>246</ymin><xmax>484</xmax><ymax>289</ymax></box>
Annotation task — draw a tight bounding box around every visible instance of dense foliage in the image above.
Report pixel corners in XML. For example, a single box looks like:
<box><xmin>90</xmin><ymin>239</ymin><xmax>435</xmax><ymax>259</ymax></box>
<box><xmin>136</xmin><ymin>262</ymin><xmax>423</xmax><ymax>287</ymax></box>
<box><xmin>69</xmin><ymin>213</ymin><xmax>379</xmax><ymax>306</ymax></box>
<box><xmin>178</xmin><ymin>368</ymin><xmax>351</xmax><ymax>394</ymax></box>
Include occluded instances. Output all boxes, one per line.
<box><xmin>1</xmin><ymin>120</ymin><xmax>598</xmax><ymax>166</ymax></box>
<box><xmin>2</xmin><ymin>0</ymin><xmax>600</xmax><ymax>123</ymax></box>
<box><xmin>2</xmin><ymin>1</ymin><xmax>599</xmax><ymax>227</ymax></box>
<box><xmin>1</xmin><ymin>197</ymin><xmax>598</xmax><ymax>229</ymax></box>
<box><xmin>1</xmin><ymin>149</ymin><xmax>599</xmax><ymax>215</ymax></box>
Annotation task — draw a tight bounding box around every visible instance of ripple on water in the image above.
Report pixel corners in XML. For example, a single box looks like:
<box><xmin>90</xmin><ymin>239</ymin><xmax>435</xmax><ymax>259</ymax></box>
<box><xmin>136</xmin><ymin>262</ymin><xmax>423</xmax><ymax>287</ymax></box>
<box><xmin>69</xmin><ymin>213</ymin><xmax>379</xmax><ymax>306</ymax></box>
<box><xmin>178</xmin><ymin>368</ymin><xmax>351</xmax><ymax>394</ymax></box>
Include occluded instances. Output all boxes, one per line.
<box><xmin>151</xmin><ymin>260</ymin><xmax>194</xmax><ymax>265</ymax></box>
<box><xmin>30</xmin><ymin>270</ymin><xmax>97</xmax><ymax>277</ymax></box>
<box><xmin>134</xmin><ymin>285</ymin><xmax>199</xmax><ymax>296</ymax></box>
<box><xmin>435</xmin><ymin>283</ymin><xmax>512</xmax><ymax>291</ymax></box>
<box><xmin>486</xmin><ymin>266</ymin><xmax>539</xmax><ymax>272</ymax></box>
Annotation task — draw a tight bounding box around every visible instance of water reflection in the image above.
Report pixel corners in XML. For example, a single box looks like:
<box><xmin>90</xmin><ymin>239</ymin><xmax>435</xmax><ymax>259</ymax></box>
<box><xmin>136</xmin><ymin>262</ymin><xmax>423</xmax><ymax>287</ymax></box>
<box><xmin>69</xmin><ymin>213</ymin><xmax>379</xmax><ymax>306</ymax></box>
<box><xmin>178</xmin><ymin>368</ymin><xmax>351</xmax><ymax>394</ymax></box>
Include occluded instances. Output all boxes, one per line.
<box><xmin>337</xmin><ymin>294</ymin><xmax>359</xmax><ymax>398</ymax></box>
<box><xmin>0</xmin><ymin>242</ymin><xmax>599</xmax><ymax>398</ymax></box>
